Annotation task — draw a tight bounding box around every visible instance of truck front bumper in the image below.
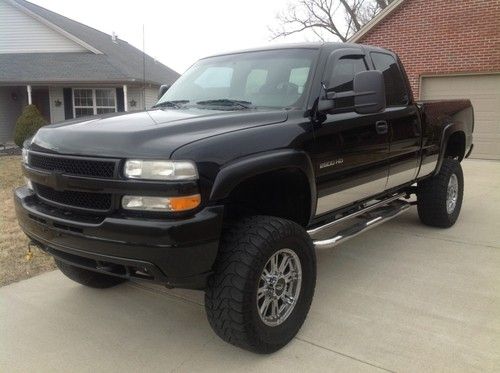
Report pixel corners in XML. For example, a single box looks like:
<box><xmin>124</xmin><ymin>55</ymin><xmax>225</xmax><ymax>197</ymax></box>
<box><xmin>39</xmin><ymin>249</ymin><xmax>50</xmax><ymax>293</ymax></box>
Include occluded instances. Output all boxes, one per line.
<box><xmin>14</xmin><ymin>186</ymin><xmax>224</xmax><ymax>289</ymax></box>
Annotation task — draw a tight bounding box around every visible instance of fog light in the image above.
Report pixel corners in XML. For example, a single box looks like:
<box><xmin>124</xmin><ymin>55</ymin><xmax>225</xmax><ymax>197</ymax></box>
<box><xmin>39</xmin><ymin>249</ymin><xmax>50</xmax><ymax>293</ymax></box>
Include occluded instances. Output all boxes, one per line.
<box><xmin>24</xmin><ymin>177</ymin><xmax>33</xmax><ymax>190</ymax></box>
<box><xmin>22</xmin><ymin>148</ymin><xmax>29</xmax><ymax>164</ymax></box>
<box><xmin>122</xmin><ymin>194</ymin><xmax>201</xmax><ymax>212</ymax></box>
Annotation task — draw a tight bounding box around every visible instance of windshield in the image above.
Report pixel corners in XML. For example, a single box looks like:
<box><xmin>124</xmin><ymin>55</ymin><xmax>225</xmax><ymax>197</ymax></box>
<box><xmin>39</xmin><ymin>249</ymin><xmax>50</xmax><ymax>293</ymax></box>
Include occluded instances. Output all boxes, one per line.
<box><xmin>156</xmin><ymin>48</ymin><xmax>318</xmax><ymax>109</ymax></box>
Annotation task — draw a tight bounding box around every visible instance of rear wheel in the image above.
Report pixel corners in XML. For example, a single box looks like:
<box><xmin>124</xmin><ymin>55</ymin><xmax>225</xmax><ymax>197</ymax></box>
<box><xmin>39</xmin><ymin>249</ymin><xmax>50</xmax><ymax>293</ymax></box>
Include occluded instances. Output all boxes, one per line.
<box><xmin>55</xmin><ymin>259</ymin><xmax>127</xmax><ymax>288</ymax></box>
<box><xmin>205</xmin><ymin>216</ymin><xmax>316</xmax><ymax>353</ymax></box>
<box><xmin>417</xmin><ymin>158</ymin><xmax>464</xmax><ymax>228</ymax></box>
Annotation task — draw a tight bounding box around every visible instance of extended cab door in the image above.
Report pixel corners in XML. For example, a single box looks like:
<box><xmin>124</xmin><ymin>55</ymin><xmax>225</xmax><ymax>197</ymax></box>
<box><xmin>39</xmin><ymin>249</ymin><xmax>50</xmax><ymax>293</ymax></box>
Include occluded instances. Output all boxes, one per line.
<box><xmin>369</xmin><ymin>52</ymin><xmax>421</xmax><ymax>189</ymax></box>
<box><xmin>311</xmin><ymin>48</ymin><xmax>390</xmax><ymax>216</ymax></box>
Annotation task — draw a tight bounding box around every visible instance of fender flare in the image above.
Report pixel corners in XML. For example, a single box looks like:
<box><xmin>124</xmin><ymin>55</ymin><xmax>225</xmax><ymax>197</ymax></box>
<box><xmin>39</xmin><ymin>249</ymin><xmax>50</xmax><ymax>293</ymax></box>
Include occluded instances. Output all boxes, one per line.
<box><xmin>435</xmin><ymin>123</ymin><xmax>466</xmax><ymax>176</ymax></box>
<box><xmin>209</xmin><ymin>149</ymin><xmax>317</xmax><ymax>221</ymax></box>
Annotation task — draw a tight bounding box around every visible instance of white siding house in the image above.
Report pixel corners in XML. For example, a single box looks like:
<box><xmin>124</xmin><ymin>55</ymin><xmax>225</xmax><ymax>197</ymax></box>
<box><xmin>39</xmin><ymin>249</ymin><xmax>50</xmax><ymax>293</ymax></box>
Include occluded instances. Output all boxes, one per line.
<box><xmin>0</xmin><ymin>1</ymin><xmax>87</xmax><ymax>53</ymax></box>
<box><xmin>0</xmin><ymin>0</ymin><xmax>179</xmax><ymax>145</ymax></box>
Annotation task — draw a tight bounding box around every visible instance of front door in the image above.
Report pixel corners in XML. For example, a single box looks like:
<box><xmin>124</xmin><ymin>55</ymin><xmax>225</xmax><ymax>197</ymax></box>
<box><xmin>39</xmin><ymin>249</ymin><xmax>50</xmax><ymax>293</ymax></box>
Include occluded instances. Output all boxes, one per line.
<box><xmin>311</xmin><ymin>48</ymin><xmax>390</xmax><ymax>217</ymax></box>
<box><xmin>31</xmin><ymin>88</ymin><xmax>50</xmax><ymax>123</ymax></box>
<box><xmin>369</xmin><ymin>52</ymin><xmax>421</xmax><ymax>189</ymax></box>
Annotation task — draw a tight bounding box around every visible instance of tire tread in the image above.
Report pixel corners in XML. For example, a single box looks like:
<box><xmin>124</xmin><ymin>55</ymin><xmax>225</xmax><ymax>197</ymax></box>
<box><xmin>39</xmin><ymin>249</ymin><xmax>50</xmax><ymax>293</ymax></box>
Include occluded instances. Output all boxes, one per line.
<box><xmin>417</xmin><ymin>158</ymin><xmax>463</xmax><ymax>228</ymax></box>
<box><xmin>205</xmin><ymin>215</ymin><xmax>315</xmax><ymax>353</ymax></box>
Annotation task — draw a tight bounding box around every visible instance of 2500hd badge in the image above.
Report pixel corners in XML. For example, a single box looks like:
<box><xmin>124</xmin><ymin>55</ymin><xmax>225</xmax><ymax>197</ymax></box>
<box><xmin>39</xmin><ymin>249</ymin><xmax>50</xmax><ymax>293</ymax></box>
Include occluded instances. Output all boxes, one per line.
<box><xmin>320</xmin><ymin>158</ymin><xmax>344</xmax><ymax>169</ymax></box>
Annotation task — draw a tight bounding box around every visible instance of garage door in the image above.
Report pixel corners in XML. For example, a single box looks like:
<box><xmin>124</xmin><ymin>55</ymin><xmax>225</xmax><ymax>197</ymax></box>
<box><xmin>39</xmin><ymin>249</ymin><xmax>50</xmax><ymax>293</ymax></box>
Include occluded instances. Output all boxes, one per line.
<box><xmin>421</xmin><ymin>74</ymin><xmax>500</xmax><ymax>160</ymax></box>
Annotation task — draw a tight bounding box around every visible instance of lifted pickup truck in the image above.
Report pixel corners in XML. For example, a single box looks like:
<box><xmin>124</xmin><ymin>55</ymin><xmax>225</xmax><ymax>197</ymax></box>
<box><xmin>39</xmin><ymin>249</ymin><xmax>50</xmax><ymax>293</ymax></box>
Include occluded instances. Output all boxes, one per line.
<box><xmin>15</xmin><ymin>43</ymin><xmax>473</xmax><ymax>353</ymax></box>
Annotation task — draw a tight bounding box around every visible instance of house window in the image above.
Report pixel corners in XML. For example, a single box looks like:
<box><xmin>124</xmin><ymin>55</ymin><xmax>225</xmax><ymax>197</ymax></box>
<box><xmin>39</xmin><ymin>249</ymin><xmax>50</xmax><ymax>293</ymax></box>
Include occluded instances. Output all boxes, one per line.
<box><xmin>73</xmin><ymin>88</ymin><xmax>117</xmax><ymax>118</ymax></box>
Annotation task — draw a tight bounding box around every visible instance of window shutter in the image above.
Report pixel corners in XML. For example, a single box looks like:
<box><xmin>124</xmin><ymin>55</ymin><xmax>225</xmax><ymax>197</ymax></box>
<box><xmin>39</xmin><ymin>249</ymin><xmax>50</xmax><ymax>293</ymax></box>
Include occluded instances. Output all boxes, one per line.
<box><xmin>116</xmin><ymin>88</ymin><xmax>124</xmax><ymax>112</ymax></box>
<box><xmin>63</xmin><ymin>88</ymin><xmax>73</xmax><ymax>119</ymax></box>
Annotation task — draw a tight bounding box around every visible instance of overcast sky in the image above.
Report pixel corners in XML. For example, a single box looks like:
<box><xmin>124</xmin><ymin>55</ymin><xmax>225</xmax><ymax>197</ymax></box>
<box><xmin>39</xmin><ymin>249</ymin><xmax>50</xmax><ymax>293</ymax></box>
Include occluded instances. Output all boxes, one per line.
<box><xmin>31</xmin><ymin>0</ymin><xmax>334</xmax><ymax>74</ymax></box>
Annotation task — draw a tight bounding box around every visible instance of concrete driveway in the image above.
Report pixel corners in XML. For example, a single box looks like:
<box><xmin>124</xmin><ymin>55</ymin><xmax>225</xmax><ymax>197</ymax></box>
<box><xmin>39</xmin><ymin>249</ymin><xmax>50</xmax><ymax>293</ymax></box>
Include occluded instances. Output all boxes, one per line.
<box><xmin>1</xmin><ymin>159</ymin><xmax>499</xmax><ymax>372</ymax></box>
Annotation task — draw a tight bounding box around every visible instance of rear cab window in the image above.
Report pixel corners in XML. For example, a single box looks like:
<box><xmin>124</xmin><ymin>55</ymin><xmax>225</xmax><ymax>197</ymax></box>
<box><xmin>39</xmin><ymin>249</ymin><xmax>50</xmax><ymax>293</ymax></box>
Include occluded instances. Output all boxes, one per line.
<box><xmin>289</xmin><ymin>67</ymin><xmax>310</xmax><ymax>94</ymax></box>
<box><xmin>370</xmin><ymin>52</ymin><xmax>409</xmax><ymax>106</ymax></box>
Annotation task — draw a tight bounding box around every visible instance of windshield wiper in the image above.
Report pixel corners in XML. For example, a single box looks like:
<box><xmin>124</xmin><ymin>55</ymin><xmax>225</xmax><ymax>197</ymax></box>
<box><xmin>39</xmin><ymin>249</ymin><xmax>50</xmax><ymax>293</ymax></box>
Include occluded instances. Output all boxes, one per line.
<box><xmin>196</xmin><ymin>99</ymin><xmax>254</xmax><ymax>109</ymax></box>
<box><xmin>152</xmin><ymin>100</ymin><xmax>189</xmax><ymax>109</ymax></box>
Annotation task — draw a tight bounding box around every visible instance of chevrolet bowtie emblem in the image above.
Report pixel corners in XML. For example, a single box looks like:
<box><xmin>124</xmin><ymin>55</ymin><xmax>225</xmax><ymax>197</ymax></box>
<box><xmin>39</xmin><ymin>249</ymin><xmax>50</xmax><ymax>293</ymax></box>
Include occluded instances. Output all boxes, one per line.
<box><xmin>47</xmin><ymin>170</ymin><xmax>66</xmax><ymax>191</ymax></box>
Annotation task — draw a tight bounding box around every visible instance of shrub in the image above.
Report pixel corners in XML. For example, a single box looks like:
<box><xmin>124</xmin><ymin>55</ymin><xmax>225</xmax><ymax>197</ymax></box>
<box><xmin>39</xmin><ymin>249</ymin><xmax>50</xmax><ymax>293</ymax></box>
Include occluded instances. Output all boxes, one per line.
<box><xmin>14</xmin><ymin>105</ymin><xmax>47</xmax><ymax>147</ymax></box>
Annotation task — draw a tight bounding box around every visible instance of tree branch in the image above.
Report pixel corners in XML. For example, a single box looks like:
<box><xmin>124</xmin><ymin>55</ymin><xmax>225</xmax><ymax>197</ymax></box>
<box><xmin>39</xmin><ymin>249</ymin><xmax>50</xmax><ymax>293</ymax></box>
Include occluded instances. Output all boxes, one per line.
<box><xmin>339</xmin><ymin>0</ymin><xmax>361</xmax><ymax>31</ymax></box>
<box><xmin>269</xmin><ymin>0</ymin><xmax>387</xmax><ymax>42</ymax></box>
<box><xmin>375</xmin><ymin>0</ymin><xmax>388</xmax><ymax>9</ymax></box>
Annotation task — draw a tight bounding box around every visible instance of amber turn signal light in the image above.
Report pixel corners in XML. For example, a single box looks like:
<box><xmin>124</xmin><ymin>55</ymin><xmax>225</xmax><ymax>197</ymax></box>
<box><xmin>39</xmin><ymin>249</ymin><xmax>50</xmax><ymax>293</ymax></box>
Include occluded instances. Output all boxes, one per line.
<box><xmin>122</xmin><ymin>194</ymin><xmax>201</xmax><ymax>212</ymax></box>
<box><xmin>169</xmin><ymin>194</ymin><xmax>201</xmax><ymax>212</ymax></box>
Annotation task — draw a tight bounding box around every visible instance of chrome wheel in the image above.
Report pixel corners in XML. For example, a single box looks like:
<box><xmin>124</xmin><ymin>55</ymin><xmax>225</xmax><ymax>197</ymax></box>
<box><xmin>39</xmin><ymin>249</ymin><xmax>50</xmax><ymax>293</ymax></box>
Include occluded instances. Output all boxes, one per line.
<box><xmin>446</xmin><ymin>173</ymin><xmax>459</xmax><ymax>214</ymax></box>
<box><xmin>257</xmin><ymin>248</ymin><xmax>302</xmax><ymax>327</ymax></box>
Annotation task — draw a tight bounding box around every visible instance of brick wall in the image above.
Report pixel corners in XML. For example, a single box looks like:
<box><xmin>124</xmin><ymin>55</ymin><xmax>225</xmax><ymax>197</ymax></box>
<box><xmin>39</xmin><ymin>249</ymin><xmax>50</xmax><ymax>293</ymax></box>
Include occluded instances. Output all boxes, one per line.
<box><xmin>357</xmin><ymin>0</ymin><xmax>500</xmax><ymax>98</ymax></box>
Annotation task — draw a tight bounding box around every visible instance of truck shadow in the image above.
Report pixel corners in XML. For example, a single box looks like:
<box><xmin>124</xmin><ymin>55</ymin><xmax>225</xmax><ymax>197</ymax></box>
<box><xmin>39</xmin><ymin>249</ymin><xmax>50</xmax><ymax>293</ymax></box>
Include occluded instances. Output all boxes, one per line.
<box><xmin>55</xmin><ymin>211</ymin><xmax>414</xmax><ymax>356</ymax></box>
<box><xmin>25</xmin><ymin>204</ymin><xmax>494</xmax><ymax>371</ymax></box>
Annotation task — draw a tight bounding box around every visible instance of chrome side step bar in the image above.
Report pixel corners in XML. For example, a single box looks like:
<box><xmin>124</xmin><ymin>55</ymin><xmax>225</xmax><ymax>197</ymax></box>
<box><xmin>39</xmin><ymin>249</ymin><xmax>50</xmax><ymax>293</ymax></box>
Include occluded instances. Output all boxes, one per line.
<box><xmin>308</xmin><ymin>197</ymin><xmax>410</xmax><ymax>250</ymax></box>
<box><xmin>308</xmin><ymin>193</ymin><xmax>406</xmax><ymax>237</ymax></box>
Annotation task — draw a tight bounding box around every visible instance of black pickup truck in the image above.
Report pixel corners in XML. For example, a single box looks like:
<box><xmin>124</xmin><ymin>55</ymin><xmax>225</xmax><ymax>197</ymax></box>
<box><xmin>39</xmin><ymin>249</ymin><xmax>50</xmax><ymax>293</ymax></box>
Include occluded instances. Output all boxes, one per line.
<box><xmin>15</xmin><ymin>43</ymin><xmax>473</xmax><ymax>353</ymax></box>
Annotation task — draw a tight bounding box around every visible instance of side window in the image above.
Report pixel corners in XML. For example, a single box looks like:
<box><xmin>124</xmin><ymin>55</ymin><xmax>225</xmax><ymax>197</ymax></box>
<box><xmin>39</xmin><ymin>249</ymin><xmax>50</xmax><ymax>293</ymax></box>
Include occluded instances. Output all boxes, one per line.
<box><xmin>371</xmin><ymin>52</ymin><xmax>408</xmax><ymax>106</ymax></box>
<box><xmin>245</xmin><ymin>69</ymin><xmax>268</xmax><ymax>96</ymax></box>
<box><xmin>289</xmin><ymin>67</ymin><xmax>310</xmax><ymax>94</ymax></box>
<box><xmin>327</xmin><ymin>57</ymin><xmax>367</xmax><ymax>109</ymax></box>
<box><xmin>328</xmin><ymin>57</ymin><xmax>367</xmax><ymax>92</ymax></box>
<box><xmin>194</xmin><ymin>67</ymin><xmax>233</xmax><ymax>88</ymax></box>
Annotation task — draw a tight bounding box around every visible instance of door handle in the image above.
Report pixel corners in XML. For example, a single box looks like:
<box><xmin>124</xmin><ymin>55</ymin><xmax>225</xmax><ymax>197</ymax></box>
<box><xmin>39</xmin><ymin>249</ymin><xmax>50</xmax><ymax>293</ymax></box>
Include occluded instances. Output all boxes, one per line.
<box><xmin>375</xmin><ymin>120</ymin><xmax>388</xmax><ymax>135</ymax></box>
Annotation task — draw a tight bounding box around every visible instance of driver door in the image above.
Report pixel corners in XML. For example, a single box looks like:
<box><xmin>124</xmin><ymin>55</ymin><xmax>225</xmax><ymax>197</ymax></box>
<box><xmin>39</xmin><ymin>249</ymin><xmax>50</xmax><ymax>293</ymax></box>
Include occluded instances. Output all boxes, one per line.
<box><xmin>311</xmin><ymin>48</ymin><xmax>390</xmax><ymax>216</ymax></box>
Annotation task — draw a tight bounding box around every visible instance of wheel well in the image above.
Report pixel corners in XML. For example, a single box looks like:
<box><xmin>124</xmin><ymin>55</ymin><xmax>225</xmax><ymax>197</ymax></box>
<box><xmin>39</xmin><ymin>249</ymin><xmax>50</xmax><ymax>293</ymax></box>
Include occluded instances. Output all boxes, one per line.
<box><xmin>223</xmin><ymin>168</ymin><xmax>311</xmax><ymax>227</ymax></box>
<box><xmin>445</xmin><ymin>131</ymin><xmax>466</xmax><ymax>161</ymax></box>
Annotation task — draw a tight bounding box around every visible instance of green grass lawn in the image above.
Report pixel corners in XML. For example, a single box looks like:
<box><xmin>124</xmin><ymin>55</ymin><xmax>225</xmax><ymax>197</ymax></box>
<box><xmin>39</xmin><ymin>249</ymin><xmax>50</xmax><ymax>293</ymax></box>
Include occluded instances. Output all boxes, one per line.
<box><xmin>0</xmin><ymin>155</ymin><xmax>55</xmax><ymax>286</ymax></box>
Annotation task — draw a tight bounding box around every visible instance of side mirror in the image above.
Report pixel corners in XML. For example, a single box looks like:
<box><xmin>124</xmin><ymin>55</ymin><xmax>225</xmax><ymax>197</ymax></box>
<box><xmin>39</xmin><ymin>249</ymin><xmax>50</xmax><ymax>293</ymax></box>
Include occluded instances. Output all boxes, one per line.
<box><xmin>317</xmin><ymin>70</ymin><xmax>386</xmax><ymax>115</ymax></box>
<box><xmin>317</xmin><ymin>98</ymin><xmax>335</xmax><ymax>112</ymax></box>
<box><xmin>353</xmin><ymin>70</ymin><xmax>386</xmax><ymax>114</ymax></box>
<box><xmin>158</xmin><ymin>84</ymin><xmax>170</xmax><ymax>99</ymax></box>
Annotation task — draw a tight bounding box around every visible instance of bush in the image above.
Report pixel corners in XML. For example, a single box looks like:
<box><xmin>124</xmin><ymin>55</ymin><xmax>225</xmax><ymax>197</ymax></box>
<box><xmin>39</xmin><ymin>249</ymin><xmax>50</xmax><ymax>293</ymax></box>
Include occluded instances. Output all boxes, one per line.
<box><xmin>14</xmin><ymin>105</ymin><xmax>47</xmax><ymax>147</ymax></box>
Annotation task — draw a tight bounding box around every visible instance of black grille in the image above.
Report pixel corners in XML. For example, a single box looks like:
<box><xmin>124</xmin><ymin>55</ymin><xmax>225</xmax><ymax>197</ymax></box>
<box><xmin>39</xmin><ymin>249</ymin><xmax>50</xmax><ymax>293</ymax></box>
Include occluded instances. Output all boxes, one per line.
<box><xmin>35</xmin><ymin>184</ymin><xmax>112</xmax><ymax>211</ymax></box>
<box><xmin>29</xmin><ymin>153</ymin><xmax>116</xmax><ymax>178</ymax></box>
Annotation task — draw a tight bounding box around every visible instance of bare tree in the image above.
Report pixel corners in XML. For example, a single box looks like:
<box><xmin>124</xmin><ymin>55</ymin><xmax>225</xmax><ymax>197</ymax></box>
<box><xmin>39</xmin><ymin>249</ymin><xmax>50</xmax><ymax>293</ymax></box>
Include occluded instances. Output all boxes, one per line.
<box><xmin>270</xmin><ymin>0</ymin><xmax>394</xmax><ymax>42</ymax></box>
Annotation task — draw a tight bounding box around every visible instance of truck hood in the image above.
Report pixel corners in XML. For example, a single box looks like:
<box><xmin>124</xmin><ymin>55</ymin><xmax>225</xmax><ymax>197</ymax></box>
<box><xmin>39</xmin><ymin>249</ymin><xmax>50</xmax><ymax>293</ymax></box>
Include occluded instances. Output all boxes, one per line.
<box><xmin>31</xmin><ymin>108</ymin><xmax>288</xmax><ymax>158</ymax></box>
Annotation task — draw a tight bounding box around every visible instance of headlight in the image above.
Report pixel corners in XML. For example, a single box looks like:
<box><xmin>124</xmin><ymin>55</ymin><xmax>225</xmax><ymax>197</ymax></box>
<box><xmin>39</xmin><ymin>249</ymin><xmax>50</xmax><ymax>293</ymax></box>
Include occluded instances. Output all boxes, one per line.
<box><xmin>22</xmin><ymin>148</ymin><xmax>29</xmax><ymax>164</ymax></box>
<box><xmin>122</xmin><ymin>194</ymin><xmax>201</xmax><ymax>212</ymax></box>
<box><xmin>124</xmin><ymin>160</ymin><xmax>198</xmax><ymax>180</ymax></box>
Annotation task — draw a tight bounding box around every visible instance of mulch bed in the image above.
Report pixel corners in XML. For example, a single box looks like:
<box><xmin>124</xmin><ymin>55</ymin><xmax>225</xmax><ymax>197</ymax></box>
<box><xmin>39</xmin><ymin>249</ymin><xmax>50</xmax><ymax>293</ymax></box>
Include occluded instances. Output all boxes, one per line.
<box><xmin>0</xmin><ymin>146</ymin><xmax>22</xmax><ymax>156</ymax></box>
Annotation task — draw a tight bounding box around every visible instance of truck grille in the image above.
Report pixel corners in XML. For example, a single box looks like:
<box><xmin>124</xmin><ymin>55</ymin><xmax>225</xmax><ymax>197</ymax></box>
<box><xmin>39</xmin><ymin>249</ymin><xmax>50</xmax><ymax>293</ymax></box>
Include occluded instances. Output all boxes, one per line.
<box><xmin>29</xmin><ymin>152</ymin><xmax>116</xmax><ymax>178</ymax></box>
<box><xmin>35</xmin><ymin>184</ymin><xmax>112</xmax><ymax>212</ymax></box>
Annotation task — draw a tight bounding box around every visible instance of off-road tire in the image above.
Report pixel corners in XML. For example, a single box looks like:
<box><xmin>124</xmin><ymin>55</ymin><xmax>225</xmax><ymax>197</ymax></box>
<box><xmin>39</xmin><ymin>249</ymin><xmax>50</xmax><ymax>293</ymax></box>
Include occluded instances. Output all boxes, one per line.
<box><xmin>205</xmin><ymin>216</ymin><xmax>316</xmax><ymax>354</ymax></box>
<box><xmin>417</xmin><ymin>158</ymin><xmax>464</xmax><ymax>228</ymax></box>
<box><xmin>55</xmin><ymin>259</ymin><xmax>127</xmax><ymax>288</ymax></box>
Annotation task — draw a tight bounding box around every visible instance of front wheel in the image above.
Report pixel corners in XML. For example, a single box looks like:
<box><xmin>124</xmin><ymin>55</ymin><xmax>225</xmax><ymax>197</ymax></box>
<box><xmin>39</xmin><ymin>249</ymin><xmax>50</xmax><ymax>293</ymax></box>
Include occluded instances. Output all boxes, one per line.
<box><xmin>417</xmin><ymin>158</ymin><xmax>464</xmax><ymax>228</ymax></box>
<box><xmin>205</xmin><ymin>216</ymin><xmax>316</xmax><ymax>353</ymax></box>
